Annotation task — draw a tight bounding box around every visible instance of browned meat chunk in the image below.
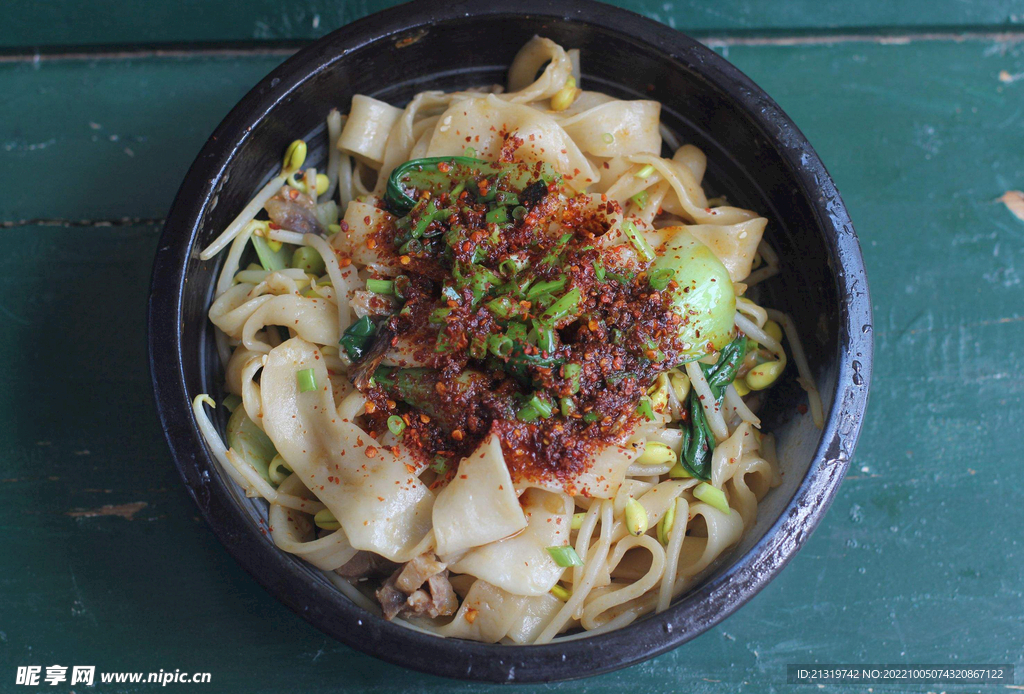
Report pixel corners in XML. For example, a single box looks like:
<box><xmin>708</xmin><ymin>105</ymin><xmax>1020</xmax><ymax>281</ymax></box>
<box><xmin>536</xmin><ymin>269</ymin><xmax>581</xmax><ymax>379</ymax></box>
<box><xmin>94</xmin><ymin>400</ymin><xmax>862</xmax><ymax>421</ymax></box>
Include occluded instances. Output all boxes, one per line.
<box><xmin>375</xmin><ymin>552</ymin><xmax>459</xmax><ymax>620</ymax></box>
<box><xmin>335</xmin><ymin>551</ymin><xmax>398</xmax><ymax>579</ymax></box>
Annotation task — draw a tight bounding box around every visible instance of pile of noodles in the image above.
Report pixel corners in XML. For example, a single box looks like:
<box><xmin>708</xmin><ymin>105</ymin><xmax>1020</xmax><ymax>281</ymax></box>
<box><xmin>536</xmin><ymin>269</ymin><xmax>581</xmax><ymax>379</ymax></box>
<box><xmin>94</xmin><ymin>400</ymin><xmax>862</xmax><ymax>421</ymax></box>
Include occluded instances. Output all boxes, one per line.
<box><xmin>192</xmin><ymin>36</ymin><xmax>822</xmax><ymax>644</ymax></box>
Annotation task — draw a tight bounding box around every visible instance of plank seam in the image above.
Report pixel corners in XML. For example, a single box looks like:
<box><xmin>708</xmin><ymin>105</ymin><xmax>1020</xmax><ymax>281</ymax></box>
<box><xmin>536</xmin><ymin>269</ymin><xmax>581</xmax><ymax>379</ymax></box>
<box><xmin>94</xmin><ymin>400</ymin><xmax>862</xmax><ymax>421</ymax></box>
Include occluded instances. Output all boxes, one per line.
<box><xmin>1</xmin><ymin>29</ymin><xmax>1023</xmax><ymax>63</ymax></box>
<box><xmin>0</xmin><ymin>218</ymin><xmax>164</xmax><ymax>229</ymax></box>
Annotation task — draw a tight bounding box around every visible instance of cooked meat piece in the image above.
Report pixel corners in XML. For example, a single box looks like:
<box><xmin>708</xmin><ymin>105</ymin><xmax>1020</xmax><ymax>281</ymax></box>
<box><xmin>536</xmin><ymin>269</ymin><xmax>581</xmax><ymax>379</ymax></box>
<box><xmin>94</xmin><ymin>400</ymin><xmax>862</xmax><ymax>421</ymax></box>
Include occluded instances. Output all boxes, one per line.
<box><xmin>395</xmin><ymin>552</ymin><xmax>447</xmax><ymax>593</ymax></box>
<box><xmin>426</xmin><ymin>572</ymin><xmax>459</xmax><ymax>615</ymax></box>
<box><xmin>335</xmin><ymin>551</ymin><xmax>398</xmax><ymax>579</ymax></box>
<box><xmin>349</xmin><ymin>321</ymin><xmax>396</xmax><ymax>391</ymax></box>
<box><xmin>377</xmin><ymin>578</ymin><xmax>409</xmax><ymax>621</ymax></box>
<box><xmin>265</xmin><ymin>195</ymin><xmax>324</xmax><ymax>236</ymax></box>
<box><xmin>375</xmin><ymin>552</ymin><xmax>459</xmax><ymax>620</ymax></box>
<box><xmin>351</xmin><ymin>290</ymin><xmax>398</xmax><ymax>319</ymax></box>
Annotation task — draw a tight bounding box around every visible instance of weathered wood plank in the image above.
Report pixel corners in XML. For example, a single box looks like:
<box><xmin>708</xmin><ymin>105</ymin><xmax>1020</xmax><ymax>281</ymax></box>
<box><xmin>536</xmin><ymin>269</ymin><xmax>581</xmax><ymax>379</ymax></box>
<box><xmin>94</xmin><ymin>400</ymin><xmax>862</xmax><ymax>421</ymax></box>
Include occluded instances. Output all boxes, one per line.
<box><xmin>0</xmin><ymin>36</ymin><xmax>1022</xmax><ymax>693</ymax></box>
<box><xmin>1</xmin><ymin>0</ymin><xmax>1022</xmax><ymax>49</ymax></box>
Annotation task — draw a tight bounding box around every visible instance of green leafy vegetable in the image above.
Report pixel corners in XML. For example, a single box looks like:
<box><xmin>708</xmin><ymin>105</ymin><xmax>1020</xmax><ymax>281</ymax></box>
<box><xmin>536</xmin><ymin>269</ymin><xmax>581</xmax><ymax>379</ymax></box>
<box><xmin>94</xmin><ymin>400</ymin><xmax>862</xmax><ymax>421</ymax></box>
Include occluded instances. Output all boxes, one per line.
<box><xmin>678</xmin><ymin>388</ymin><xmax>715</xmax><ymax>480</ymax></box>
<box><xmin>252</xmin><ymin>234</ymin><xmax>290</xmax><ymax>271</ymax></box>
<box><xmin>546</xmin><ymin>545</ymin><xmax>584</xmax><ymax>567</ymax></box>
<box><xmin>226</xmin><ymin>405</ymin><xmax>277</xmax><ymax>483</ymax></box>
<box><xmin>339</xmin><ymin>316</ymin><xmax>377</xmax><ymax>361</ymax></box>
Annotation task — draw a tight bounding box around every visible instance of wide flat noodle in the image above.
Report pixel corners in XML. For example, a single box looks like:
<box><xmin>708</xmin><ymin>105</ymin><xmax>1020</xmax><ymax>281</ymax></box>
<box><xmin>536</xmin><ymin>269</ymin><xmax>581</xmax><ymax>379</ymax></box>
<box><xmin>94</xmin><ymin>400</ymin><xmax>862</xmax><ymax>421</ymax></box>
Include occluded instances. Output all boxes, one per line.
<box><xmin>504</xmin><ymin>35</ymin><xmax>574</xmax><ymax>104</ymax></box>
<box><xmin>375</xmin><ymin>91</ymin><xmax>453</xmax><ymax>194</ymax></box>
<box><xmin>426</xmin><ymin>95</ymin><xmax>598</xmax><ymax>191</ymax></box>
<box><xmin>338</xmin><ymin>95</ymin><xmax>403</xmax><ymax>166</ymax></box>
<box><xmin>505</xmin><ymin>593</ymin><xmax>564</xmax><ymax>644</ymax></box>
<box><xmin>433</xmin><ymin>434</ymin><xmax>526</xmax><ymax>557</ymax></box>
<box><xmin>260</xmin><ymin>337</ymin><xmax>434</xmax><ymax>562</ymax></box>
<box><xmin>208</xmin><ymin>283</ymin><xmax>272</xmax><ymax>339</ymax></box>
<box><xmin>681</xmin><ymin>220</ymin><xmax>766</xmax><ymax>283</ymax></box>
<box><xmin>559</xmin><ymin>100</ymin><xmax>662</xmax><ymax>158</ymax></box>
<box><xmin>711</xmin><ymin>421</ymin><xmax>758</xmax><ymax>489</ymax></box>
<box><xmin>241</xmin><ymin>295</ymin><xmax>340</xmax><ymax>353</ymax></box>
<box><xmin>516</xmin><ymin>442</ymin><xmax>639</xmax><ymax>499</ymax></box>
<box><xmin>435</xmin><ymin>580</ymin><xmax>526</xmax><ymax>642</ymax></box>
<box><xmin>268</xmin><ymin>474</ymin><xmax>358</xmax><ymax>571</ymax></box>
<box><xmin>450</xmin><ymin>488</ymin><xmax>571</xmax><ymax>596</ymax></box>
<box><xmin>675</xmin><ymin>502</ymin><xmax>744</xmax><ymax>581</ymax></box>
<box><xmin>333</xmin><ymin>202</ymin><xmax>399</xmax><ymax>274</ymax></box>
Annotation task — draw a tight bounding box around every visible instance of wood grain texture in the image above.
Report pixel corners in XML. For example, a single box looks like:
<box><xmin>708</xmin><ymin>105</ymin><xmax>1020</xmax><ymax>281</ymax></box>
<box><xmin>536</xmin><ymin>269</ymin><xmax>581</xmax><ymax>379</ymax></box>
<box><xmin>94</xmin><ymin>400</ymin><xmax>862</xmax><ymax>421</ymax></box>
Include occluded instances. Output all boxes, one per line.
<box><xmin>0</xmin><ymin>32</ymin><xmax>1022</xmax><ymax>694</ymax></box>
<box><xmin>0</xmin><ymin>0</ymin><xmax>1022</xmax><ymax>49</ymax></box>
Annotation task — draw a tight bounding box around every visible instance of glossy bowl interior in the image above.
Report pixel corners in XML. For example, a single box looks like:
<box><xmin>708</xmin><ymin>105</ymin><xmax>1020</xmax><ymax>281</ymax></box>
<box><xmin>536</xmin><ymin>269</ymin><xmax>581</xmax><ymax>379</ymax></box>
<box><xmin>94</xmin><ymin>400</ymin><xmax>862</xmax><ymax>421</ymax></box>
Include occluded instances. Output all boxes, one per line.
<box><xmin>149</xmin><ymin>0</ymin><xmax>872</xmax><ymax>683</ymax></box>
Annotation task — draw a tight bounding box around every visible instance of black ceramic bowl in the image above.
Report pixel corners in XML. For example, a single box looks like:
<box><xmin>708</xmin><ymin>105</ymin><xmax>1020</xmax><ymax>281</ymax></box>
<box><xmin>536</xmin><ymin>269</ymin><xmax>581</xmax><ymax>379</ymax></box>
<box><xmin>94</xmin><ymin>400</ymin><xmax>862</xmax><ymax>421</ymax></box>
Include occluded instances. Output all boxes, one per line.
<box><xmin>149</xmin><ymin>0</ymin><xmax>871</xmax><ymax>682</ymax></box>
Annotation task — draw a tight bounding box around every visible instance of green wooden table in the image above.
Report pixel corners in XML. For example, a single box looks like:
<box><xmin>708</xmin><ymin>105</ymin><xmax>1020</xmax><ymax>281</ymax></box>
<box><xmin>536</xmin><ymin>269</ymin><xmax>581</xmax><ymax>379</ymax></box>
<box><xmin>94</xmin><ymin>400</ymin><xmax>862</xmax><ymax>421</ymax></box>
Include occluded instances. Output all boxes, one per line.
<box><xmin>2</xmin><ymin>2</ymin><xmax>1022</xmax><ymax>691</ymax></box>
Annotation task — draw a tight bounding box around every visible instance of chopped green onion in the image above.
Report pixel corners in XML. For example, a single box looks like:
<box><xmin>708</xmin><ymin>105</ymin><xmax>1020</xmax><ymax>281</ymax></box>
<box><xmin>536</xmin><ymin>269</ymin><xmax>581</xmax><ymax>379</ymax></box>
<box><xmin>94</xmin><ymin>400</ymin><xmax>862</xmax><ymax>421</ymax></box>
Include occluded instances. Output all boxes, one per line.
<box><xmin>291</xmin><ymin>246</ymin><xmax>326</xmax><ymax>275</ymax></box>
<box><xmin>486</xmin><ymin>295</ymin><xmax>524</xmax><ymax>320</ymax></box>
<box><xmin>546</xmin><ymin>545</ymin><xmax>584</xmax><ymax>567</ymax></box>
<box><xmin>583</xmin><ymin>411</ymin><xmax>600</xmax><ymax>423</ymax></box>
<box><xmin>463</xmin><ymin>146</ymin><xmax>476</xmax><ymax>158</ymax></box>
<box><xmin>528</xmin><ymin>394</ymin><xmax>553</xmax><ymax>418</ymax></box>
<box><xmin>606</xmin><ymin>271</ymin><xmax>633</xmax><ymax>285</ymax></box>
<box><xmin>538</xmin><ymin>288</ymin><xmax>582</xmax><ymax>325</ymax></box>
<box><xmin>635</xmin><ymin>164</ymin><xmax>656</xmax><ymax>179</ymax></box>
<box><xmin>409</xmin><ymin>200</ymin><xmax>439</xmax><ymax>238</ymax></box>
<box><xmin>512</xmin><ymin>205</ymin><xmax>528</xmax><ymax>221</ymax></box>
<box><xmin>560</xmin><ymin>396</ymin><xmax>576</xmax><ymax>417</ymax></box>
<box><xmin>527</xmin><ymin>276</ymin><xmax>567</xmax><ymax>299</ymax></box>
<box><xmin>339</xmin><ymin>316</ymin><xmax>377</xmax><ymax>361</ymax></box>
<box><xmin>495</xmin><ymin>191</ymin><xmax>520</xmax><ymax>206</ymax></box>
<box><xmin>397</xmin><ymin>238</ymin><xmax>423</xmax><ymax>255</ymax></box>
<box><xmin>630</xmin><ymin>190</ymin><xmax>649</xmax><ymax>209</ymax></box>
<box><xmin>693</xmin><ymin>482</ymin><xmax>731</xmax><ymax>514</ymax></box>
<box><xmin>506</xmin><ymin>321</ymin><xmax>528</xmax><ymax>342</ymax></box>
<box><xmin>621</xmin><ymin>220</ymin><xmax>656</xmax><ymax>262</ymax></box>
<box><xmin>487</xmin><ymin>334</ymin><xmax>514</xmax><ymax>358</ymax></box>
<box><xmin>516</xmin><ymin>403</ymin><xmax>539</xmax><ymax>422</ymax></box>
<box><xmin>602</xmin><ymin>132</ymin><xmax>614</xmax><ymax>144</ymax></box>
<box><xmin>222</xmin><ymin>393</ymin><xmax>242</xmax><ymax>412</ymax></box>
<box><xmin>393</xmin><ymin>275</ymin><xmax>410</xmax><ymax>300</ymax></box>
<box><xmin>550</xmin><ymin>584</ymin><xmax>572</xmax><ymax>601</ymax></box>
<box><xmin>542</xmin><ymin>233</ymin><xmax>573</xmax><ymax>265</ymax></box>
<box><xmin>536</xmin><ymin>325</ymin><xmax>557</xmax><ymax>353</ymax></box>
<box><xmin>387</xmin><ymin>415</ymin><xmax>406</xmax><ymax>436</ymax></box>
<box><xmin>563</xmin><ymin>363</ymin><xmax>582</xmax><ymax>394</ymax></box>
<box><xmin>365</xmin><ymin>278</ymin><xmax>395</xmax><ymax>295</ymax></box>
<box><xmin>648</xmin><ymin>267</ymin><xmax>673</xmax><ymax>291</ymax></box>
<box><xmin>636</xmin><ymin>396</ymin><xmax>655</xmax><ymax>421</ymax></box>
<box><xmin>469</xmin><ymin>333</ymin><xmax>489</xmax><ymax>360</ymax></box>
<box><xmin>434</xmin><ymin>330</ymin><xmax>455</xmax><ymax>354</ymax></box>
<box><xmin>485</xmin><ymin>206</ymin><xmax>508</xmax><ymax>224</ymax></box>
<box><xmin>314</xmin><ymin>508</ymin><xmax>340</xmax><ymax>530</ymax></box>
<box><xmin>441</xmin><ymin>285</ymin><xmax>460</xmax><ymax>302</ymax></box>
<box><xmin>429</xmin><ymin>307</ymin><xmax>452</xmax><ymax>324</ymax></box>
<box><xmin>448</xmin><ymin>181</ymin><xmax>467</xmax><ymax>201</ymax></box>
<box><xmin>571</xmin><ymin>512</ymin><xmax>586</xmax><ymax>530</ymax></box>
<box><xmin>297</xmin><ymin>368</ymin><xmax>317</xmax><ymax>393</ymax></box>
<box><xmin>625</xmin><ymin>497</ymin><xmax>648</xmax><ymax>536</ymax></box>
<box><xmin>431</xmin><ymin>456</ymin><xmax>449</xmax><ymax>474</ymax></box>
<box><xmin>593</xmin><ymin>261</ymin><xmax>606</xmax><ymax>281</ymax></box>
<box><xmin>499</xmin><ymin>256</ymin><xmax>528</xmax><ymax>278</ymax></box>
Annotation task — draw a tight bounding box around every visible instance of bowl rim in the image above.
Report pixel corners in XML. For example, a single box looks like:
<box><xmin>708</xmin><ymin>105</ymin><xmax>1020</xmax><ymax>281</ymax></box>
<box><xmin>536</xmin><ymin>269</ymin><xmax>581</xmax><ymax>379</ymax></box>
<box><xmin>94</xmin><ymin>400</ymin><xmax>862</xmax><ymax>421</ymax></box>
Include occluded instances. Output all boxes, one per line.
<box><xmin>148</xmin><ymin>0</ymin><xmax>873</xmax><ymax>683</ymax></box>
